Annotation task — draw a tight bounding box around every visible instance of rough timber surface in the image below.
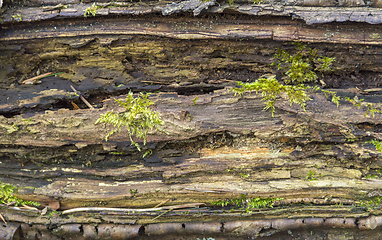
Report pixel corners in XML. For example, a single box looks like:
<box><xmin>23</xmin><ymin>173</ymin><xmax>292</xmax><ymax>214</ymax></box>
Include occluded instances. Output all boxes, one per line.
<box><xmin>1</xmin><ymin>0</ymin><xmax>382</xmax><ymax>239</ymax></box>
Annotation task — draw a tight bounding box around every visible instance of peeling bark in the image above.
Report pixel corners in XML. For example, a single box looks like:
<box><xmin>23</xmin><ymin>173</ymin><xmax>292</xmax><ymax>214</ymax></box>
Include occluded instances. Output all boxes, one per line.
<box><xmin>1</xmin><ymin>0</ymin><xmax>382</xmax><ymax>238</ymax></box>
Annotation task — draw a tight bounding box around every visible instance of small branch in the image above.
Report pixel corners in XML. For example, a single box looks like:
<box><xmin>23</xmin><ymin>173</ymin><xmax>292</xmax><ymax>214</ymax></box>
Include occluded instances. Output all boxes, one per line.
<box><xmin>21</xmin><ymin>72</ymin><xmax>53</xmax><ymax>85</ymax></box>
<box><xmin>218</xmin><ymin>79</ymin><xmax>237</xmax><ymax>82</ymax></box>
<box><xmin>70</xmin><ymin>85</ymin><xmax>95</xmax><ymax>110</ymax></box>
<box><xmin>0</xmin><ymin>213</ymin><xmax>7</xmax><ymax>225</ymax></box>
<box><xmin>152</xmin><ymin>209</ymin><xmax>172</xmax><ymax>221</ymax></box>
<box><xmin>62</xmin><ymin>203</ymin><xmax>205</xmax><ymax>215</ymax></box>
<box><xmin>184</xmin><ymin>188</ymin><xmax>227</xmax><ymax>193</ymax></box>
<box><xmin>153</xmin><ymin>199</ymin><xmax>170</xmax><ymax>208</ymax></box>
<box><xmin>141</xmin><ymin>80</ymin><xmax>171</xmax><ymax>85</ymax></box>
<box><xmin>20</xmin><ymin>204</ymin><xmax>39</xmax><ymax>211</ymax></box>
<box><xmin>70</xmin><ymin>101</ymin><xmax>80</xmax><ymax>110</ymax></box>
<box><xmin>363</xmin><ymin>88</ymin><xmax>382</xmax><ymax>93</ymax></box>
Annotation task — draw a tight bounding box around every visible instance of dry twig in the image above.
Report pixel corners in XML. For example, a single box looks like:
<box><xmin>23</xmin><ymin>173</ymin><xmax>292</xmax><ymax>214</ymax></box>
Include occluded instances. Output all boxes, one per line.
<box><xmin>0</xmin><ymin>213</ymin><xmax>7</xmax><ymax>225</ymax></box>
<box><xmin>153</xmin><ymin>199</ymin><xmax>170</xmax><ymax>208</ymax></box>
<box><xmin>21</xmin><ymin>72</ymin><xmax>53</xmax><ymax>85</ymax></box>
<box><xmin>62</xmin><ymin>203</ymin><xmax>205</xmax><ymax>215</ymax></box>
<box><xmin>152</xmin><ymin>209</ymin><xmax>172</xmax><ymax>221</ymax></box>
<box><xmin>70</xmin><ymin>85</ymin><xmax>95</xmax><ymax>109</ymax></box>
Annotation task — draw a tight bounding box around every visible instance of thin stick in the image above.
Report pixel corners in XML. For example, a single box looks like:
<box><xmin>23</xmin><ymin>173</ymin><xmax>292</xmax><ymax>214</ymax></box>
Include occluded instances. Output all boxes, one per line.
<box><xmin>70</xmin><ymin>85</ymin><xmax>95</xmax><ymax>110</ymax></box>
<box><xmin>21</xmin><ymin>72</ymin><xmax>53</xmax><ymax>85</ymax></box>
<box><xmin>153</xmin><ymin>199</ymin><xmax>170</xmax><ymax>208</ymax></box>
<box><xmin>5</xmin><ymin>201</ymin><xmax>16</xmax><ymax>206</ymax></box>
<box><xmin>62</xmin><ymin>203</ymin><xmax>205</xmax><ymax>215</ymax></box>
<box><xmin>363</xmin><ymin>88</ymin><xmax>382</xmax><ymax>92</ymax></box>
<box><xmin>0</xmin><ymin>213</ymin><xmax>7</xmax><ymax>225</ymax></box>
<box><xmin>141</xmin><ymin>80</ymin><xmax>171</xmax><ymax>85</ymax></box>
<box><xmin>70</xmin><ymin>101</ymin><xmax>80</xmax><ymax>110</ymax></box>
<box><xmin>20</xmin><ymin>204</ymin><xmax>39</xmax><ymax>211</ymax></box>
<box><xmin>152</xmin><ymin>209</ymin><xmax>172</xmax><ymax>221</ymax></box>
<box><xmin>219</xmin><ymin>79</ymin><xmax>238</xmax><ymax>82</ymax></box>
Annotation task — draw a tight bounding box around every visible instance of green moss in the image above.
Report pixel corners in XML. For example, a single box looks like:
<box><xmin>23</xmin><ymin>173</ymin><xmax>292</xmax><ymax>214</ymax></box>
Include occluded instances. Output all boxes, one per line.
<box><xmin>357</xmin><ymin>196</ymin><xmax>382</xmax><ymax>209</ymax></box>
<box><xmin>345</xmin><ymin>96</ymin><xmax>364</xmax><ymax>109</ymax></box>
<box><xmin>142</xmin><ymin>149</ymin><xmax>152</xmax><ymax>158</ymax></box>
<box><xmin>0</xmin><ymin>181</ymin><xmax>40</xmax><ymax>206</ymax></box>
<box><xmin>12</xmin><ymin>14</ymin><xmax>23</xmax><ymax>21</ymax></box>
<box><xmin>231</xmin><ymin>77</ymin><xmax>311</xmax><ymax>117</ymax></box>
<box><xmin>193</xmin><ymin>96</ymin><xmax>199</xmax><ymax>105</ymax></box>
<box><xmin>21</xmin><ymin>118</ymin><xmax>34</xmax><ymax>123</ymax></box>
<box><xmin>315</xmin><ymin>87</ymin><xmax>340</xmax><ymax>108</ymax></box>
<box><xmin>367</xmin><ymin>139</ymin><xmax>382</xmax><ymax>152</ymax></box>
<box><xmin>345</xmin><ymin>97</ymin><xmax>381</xmax><ymax>118</ymax></box>
<box><xmin>365</xmin><ymin>174</ymin><xmax>377</xmax><ymax>179</ymax></box>
<box><xmin>6</xmin><ymin>124</ymin><xmax>18</xmax><ymax>134</ymax></box>
<box><xmin>365</xmin><ymin>103</ymin><xmax>382</xmax><ymax>118</ymax></box>
<box><xmin>315</xmin><ymin>57</ymin><xmax>336</xmax><ymax>73</ymax></box>
<box><xmin>95</xmin><ymin>91</ymin><xmax>165</xmax><ymax>151</ymax></box>
<box><xmin>272</xmin><ymin>42</ymin><xmax>335</xmax><ymax>84</ymax></box>
<box><xmin>84</xmin><ymin>3</ymin><xmax>101</xmax><ymax>17</ymax></box>
<box><xmin>110</xmin><ymin>151</ymin><xmax>124</xmax><ymax>155</ymax></box>
<box><xmin>232</xmin><ymin>42</ymin><xmax>338</xmax><ymax>116</ymax></box>
<box><xmin>305</xmin><ymin>170</ymin><xmax>318</xmax><ymax>181</ymax></box>
<box><xmin>211</xmin><ymin>194</ymin><xmax>283</xmax><ymax>213</ymax></box>
<box><xmin>130</xmin><ymin>189</ymin><xmax>138</xmax><ymax>195</ymax></box>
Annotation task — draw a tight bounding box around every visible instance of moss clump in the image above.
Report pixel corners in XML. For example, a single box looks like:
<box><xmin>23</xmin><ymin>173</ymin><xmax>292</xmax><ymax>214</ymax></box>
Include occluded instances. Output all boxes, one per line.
<box><xmin>232</xmin><ymin>42</ymin><xmax>337</xmax><ymax>115</ymax></box>
<box><xmin>0</xmin><ymin>181</ymin><xmax>40</xmax><ymax>206</ymax></box>
<box><xmin>84</xmin><ymin>3</ymin><xmax>101</xmax><ymax>17</ymax></box>
<box><xmin>211</xmin><ymin>194</ymin><xmax>283</xmax><ymax>213</ymax></box>
<box><xmin>314</xmin><ymin>87</ymin><xmax>340</xmax><ymax>108</ymax></box>
<box><xmin>365</xmin><ymin>104</ymin><xmax>382</xmax><ymax>118</ymax></box>
<box><xmin>273</xmin><ymin>42</ymin><xmax>335</xmax><ymax>84</ymax></box>
<box><xmin>95</xmin><ymin>91</ymin><xmax>165</xmax><ymax>151</ymax></box>
<box><xmin>305</xmin><ymin>170</ymin><xmax>319</xmax><ymax>181</ymax></box>
<box><xmin>231</xmin><ymin>77</ymin><xmax>311</xmax><ymax>116</ymax></box>
<box><xmin>11</xmin><ymin>14</ymin><xmax>23</xmax><ymax>21</ymax></box>
<box><xmin>357</xmin><ymin>196</ymin><xmax>382</xmax><ymax>209</ymax></box>
<box><xmin>367</xmin><ymin>139</ymin><xmax>382</xmax><ymax>152</ymax></box>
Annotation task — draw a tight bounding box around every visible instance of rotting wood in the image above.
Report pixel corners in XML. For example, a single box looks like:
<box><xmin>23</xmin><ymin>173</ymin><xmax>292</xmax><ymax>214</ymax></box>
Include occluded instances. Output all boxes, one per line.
<box><xmin>0</xmin><ymin>222</ymin><xmax>21</xmax><ymax>240</ymax></box>
<box><xmin>2</xmin><ymin>0</ymin><xmax>382</xmax><ymax>25</ymax></box>
<box><xmin>1</xmin><ymin>0</ymin><xmax>382</xmax><ymax>238</ymax></box>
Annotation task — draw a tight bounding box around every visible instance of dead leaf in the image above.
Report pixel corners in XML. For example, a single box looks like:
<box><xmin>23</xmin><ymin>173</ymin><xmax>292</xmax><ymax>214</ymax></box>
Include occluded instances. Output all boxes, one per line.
<box><xmin>49</xmin><ymin>201</ymin><xmax>60</xmax><ymax>210</ymax></box>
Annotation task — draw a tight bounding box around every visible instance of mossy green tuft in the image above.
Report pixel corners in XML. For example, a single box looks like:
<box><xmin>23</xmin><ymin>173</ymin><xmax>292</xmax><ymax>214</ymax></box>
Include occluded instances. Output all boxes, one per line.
<box><xmin>95</xmin><ymin>91</ymin><xmax>165</xmax><ymax>151</ymax></box>
<box><xmin>0</xmin><ymin>181</ymin><xmax>40</xmax><ymax>206</ymax></box>
<box><xmin>211</xmin><ymin>194</ymin><xmax>283</xmax><ymax>213</ymax></box>
<box><xmin>232</xmin><ymin>42</ymin><xmax>337</xmax><ymax>116</ymax></box>
<box><xmin>231</xmin><ymin>77</ymin><xmax>311</xmax><ymax>116</ymax></box>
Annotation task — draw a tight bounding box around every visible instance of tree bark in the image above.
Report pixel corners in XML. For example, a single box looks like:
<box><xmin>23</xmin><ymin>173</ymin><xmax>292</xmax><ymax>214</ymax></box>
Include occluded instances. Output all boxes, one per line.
<box><xmin>1</xmin><ymin>0</ymin><xmax>382</xmax><ymax>238</ymax></box>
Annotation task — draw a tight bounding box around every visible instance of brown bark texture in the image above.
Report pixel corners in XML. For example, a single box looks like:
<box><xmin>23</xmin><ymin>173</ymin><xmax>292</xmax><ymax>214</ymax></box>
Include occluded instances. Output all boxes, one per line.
<box><xmin>1</xmin><ymin>0</ymin><xmax>382</xmax><ymax>238</ymax></box>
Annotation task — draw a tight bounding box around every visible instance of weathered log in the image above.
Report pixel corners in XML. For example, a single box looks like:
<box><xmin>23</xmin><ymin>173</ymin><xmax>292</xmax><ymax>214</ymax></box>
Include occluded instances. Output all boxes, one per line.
<box><xmin>1</xmin><ymin>0</ymin><xmax>382</xmax><ymax>238</ymax></box>
<box><xmin>0</xmin><ymin>222</ymin><xmax>22</xmax><ymax>240</ymax></box>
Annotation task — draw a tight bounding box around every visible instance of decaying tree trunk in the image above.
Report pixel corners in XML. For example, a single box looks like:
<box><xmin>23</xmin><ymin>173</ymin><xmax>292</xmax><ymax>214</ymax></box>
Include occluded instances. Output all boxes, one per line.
<box><xmin>1</xmin><ymin>0</ymin><xmax>382</xmax><ymax>238</ymax></box>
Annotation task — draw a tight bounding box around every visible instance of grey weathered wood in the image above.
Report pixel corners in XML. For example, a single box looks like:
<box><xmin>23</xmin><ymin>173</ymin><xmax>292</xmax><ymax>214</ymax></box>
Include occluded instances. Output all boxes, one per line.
<box><xmin>1</xmin><ymin>1</ymin><xmax>382</xmax><ymax>238</ymax></box>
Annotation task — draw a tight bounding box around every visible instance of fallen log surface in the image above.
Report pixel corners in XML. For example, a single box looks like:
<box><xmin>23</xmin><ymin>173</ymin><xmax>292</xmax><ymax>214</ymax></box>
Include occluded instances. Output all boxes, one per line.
<box><xmin>1</xmin><ymin>0</ymin><xmax>382</xmax><ymax>238</ymax></box>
